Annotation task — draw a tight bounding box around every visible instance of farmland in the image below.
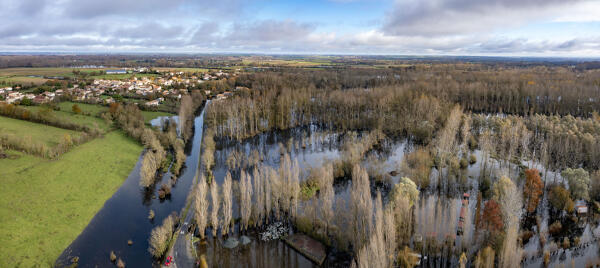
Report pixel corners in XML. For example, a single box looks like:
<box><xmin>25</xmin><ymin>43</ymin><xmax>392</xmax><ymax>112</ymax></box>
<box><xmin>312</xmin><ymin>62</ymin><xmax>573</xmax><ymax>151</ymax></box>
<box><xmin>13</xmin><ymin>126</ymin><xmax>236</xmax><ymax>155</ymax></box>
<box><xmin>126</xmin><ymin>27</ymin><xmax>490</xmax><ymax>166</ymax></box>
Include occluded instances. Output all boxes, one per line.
<box><xmin>0</xmin><ymin>131</ymin><xmax>142</xmax><ymax>268</ymax></box>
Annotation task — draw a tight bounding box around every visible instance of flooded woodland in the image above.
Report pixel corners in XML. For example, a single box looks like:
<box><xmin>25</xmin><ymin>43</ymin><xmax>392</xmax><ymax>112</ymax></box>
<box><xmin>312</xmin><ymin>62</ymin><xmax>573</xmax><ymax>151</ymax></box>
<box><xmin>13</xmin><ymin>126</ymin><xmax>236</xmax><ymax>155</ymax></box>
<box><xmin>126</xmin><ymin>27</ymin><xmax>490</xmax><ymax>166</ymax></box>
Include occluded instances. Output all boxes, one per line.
<box><xmin>54</xmin><ymin>65</ymin><xmax>600</xmax><ymax>267</ymax></box>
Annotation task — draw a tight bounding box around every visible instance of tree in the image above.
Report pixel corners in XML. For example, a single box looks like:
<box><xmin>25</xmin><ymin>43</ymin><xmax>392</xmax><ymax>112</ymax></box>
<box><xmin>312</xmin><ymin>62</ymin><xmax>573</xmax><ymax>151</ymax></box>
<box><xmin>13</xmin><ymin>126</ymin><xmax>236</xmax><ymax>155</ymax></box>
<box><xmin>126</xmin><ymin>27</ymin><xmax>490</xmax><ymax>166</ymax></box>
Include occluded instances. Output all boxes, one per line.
<box><xmin>148</xmin><ymin>213</ymin><xmax>176</xmax><ymax>258</ymax></box>
<box><xmin>240</xmin><ymin>170</ymin><xmax>253</xmax><ymax>231</ymax></box>
<box><xmin>139</xmin><ymin>150</ymin><xmax>158</xmax><ymax>187</ymax></box>
<box><xmin>319</xmin><ymin>164</ymin><xmax>335</xmax><ymax>234</ymax></box>
<box><xmin>222</xmin><ymin>172</ymin><xmax>233</xmax><ymax>236</ymax></box>
<box><xmin>72</xmin><ymin>104</ymin><xmax>82</xmax><ymax>114</ymax></box>
<box><xmin>549</xmin><ymin>185</ymin><xmax>574</xmax><ymax>213</ymax></box>
<box><xmin>524</xmin><ymin>169</ymin><xmax>543</xmax><ymax>213</ymax></box>
<box><xmin>350</xmin><ymin>164</ymin><xmax>373</xmax><ymax>249</ymax></box>
<box><xmin>474</xmin><ymin>246</ymin><xmax>495</xmax><ymax>268</ymax></box>
<box><xmin>201</xmin><ymin>128</ymin><xmax>216</xmax><ymax>180</ymax></box>
<box><xmin>210</xmin><ymin>180</ymin><xmax>219</xmax><ymax>236</ymax></box>
<box><xmin>591</xmin><ymin>170</ymin><xmax>600</xmax><ymax>201</ymax></box>
<box><xmin>481</xmin><ymin>200</ymin><xmax>503</xmax><ymax>233</ymax></box>
<box><xmin>561</xmin><ymin>168</ymin><xmax>590</xmax><ymax>200</ymax></box>
<box><xmin>194</xmin><ymin>176</ymin><xmax>209</xmax><ymax>239</ymax></box>
<box><xmin>390</xmin><ymin>177</ymin><xmax>419</xmax><ymax>207</ymax></box>
<box><xmin>252</xmin><ymin>167</ymin><xmax>264</xmax><ymax>227</ymax></box>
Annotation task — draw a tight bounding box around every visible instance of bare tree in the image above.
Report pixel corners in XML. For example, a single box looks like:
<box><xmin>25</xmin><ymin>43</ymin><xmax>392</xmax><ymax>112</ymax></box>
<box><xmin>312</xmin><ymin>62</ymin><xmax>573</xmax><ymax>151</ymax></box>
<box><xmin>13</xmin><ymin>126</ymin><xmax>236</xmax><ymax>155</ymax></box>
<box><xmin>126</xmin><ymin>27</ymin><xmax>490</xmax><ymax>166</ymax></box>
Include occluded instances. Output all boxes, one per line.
<box><xmin>290</xmin><ymin>158</ymin><xmax>301</xmax><ymax>219</ymax></box>
<box><xmin>351</xmin><ymin>164</ymin><xmax>373</xmax><ymax>249</ymax></box>
<box><xmin>253</xmin><ymin>167</ymin><xmax>264</xmax><ymax>227</ymax></box>
<box><xmin>222</xmin><ymin>172</ymin><xmax>233</xmax><ymax>236</ymax></box>
<box><xmin>210</xmin><ymin>180</ymin><xmax>220</xmax><ymax>236</ymax></box>
<box><xmin>319</xmin><ymin>164</ymin><xmax>335</xmax><ymax>235</ymax></box>
<box><xmin>240</xmin><ymin>170</ymin><xmax>253</xmax><ymax>231</ymax></box>
<box><xmin>194</xmin><ymin>176</ymin><xmax>209</xmax><ymax>239</ymax></box>
<box><xmin>264</xmin><ymin>166</ymin><xmax>275</xmax><ymax>223</ymax></box>
<box><xmin>493</xmin><ymin>176</ymin><xmax>523</xmax><ymax>268</ymax></box>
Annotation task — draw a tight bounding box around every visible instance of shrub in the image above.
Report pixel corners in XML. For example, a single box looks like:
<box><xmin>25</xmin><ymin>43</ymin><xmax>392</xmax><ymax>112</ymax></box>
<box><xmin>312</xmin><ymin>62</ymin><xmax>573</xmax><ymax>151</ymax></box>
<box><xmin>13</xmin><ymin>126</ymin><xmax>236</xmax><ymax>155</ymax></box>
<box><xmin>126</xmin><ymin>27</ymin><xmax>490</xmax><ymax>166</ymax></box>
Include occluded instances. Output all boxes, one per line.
<box><xmin>72</xmin><ymin>104</ymin><xmax>82</xmax><ymax>114</ymax></box>
<box><xmin>548</xmin><ymin>221</ymin><xmax>562</xmax><ymax>235</ymax></box>
<box><xmin>549</xmin><ymin>185</ymin><xmax>575</xmax><ymax>213</ymax></box>
<box><xmin>400</xmin><ymin>148</ymin><xmax>433</xmax><ymax>188</ymax></box>
<box><xmin>459</xmin><ymin>158</ymin><xmax>468</xmax><ymax>169</ymax></box>
<box><xmin>467</xmin><ymin>135</ymin><xmax>478</xmax><ymax>150</ymax></box>
<box><xmin>469</xmin><ymin>154</ymin><xmax>477</xmax><ymax>164</ymax></box>
<box><xmin>148</xmin><ymin>213</ymin><xmax>177</xmax><ymax>258</ymax></box>
<box><xmin>521</xmin><ymin>230</ymin><xmax>534</xmax><ymax>244</ymax></box>
<box><xmin>300</xmin><ymin>179</ymin><xmax>319</xmax><ymax>200</ymax></box>
<box><xmin>562</xmin><ymin>237</ymin><xmax>570</xmax><ymax>249</ymax></box>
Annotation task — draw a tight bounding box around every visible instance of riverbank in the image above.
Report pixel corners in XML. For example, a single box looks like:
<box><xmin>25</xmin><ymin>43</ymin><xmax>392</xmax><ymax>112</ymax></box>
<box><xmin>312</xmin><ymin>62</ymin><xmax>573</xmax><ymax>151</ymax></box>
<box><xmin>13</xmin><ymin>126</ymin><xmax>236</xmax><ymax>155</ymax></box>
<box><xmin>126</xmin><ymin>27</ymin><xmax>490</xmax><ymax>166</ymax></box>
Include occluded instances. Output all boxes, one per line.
<box><xmin>0</xmin><ymin>131</ymin><xmax>142</xmax><ymax>267</ymax></box>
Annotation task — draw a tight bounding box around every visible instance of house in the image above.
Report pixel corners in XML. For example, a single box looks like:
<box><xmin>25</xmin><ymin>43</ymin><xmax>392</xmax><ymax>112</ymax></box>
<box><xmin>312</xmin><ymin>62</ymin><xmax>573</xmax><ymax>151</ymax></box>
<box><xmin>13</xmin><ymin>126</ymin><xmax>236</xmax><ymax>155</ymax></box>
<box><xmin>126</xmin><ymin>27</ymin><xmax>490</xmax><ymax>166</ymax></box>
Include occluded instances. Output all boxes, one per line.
<box><xmin>106</xmin><ymin>70</ymin><xmax>127</xmax><ymax>75</ymax></box>
<box><xmin>33</xmin><ymin>95</ymin><xmax>49</xmax><ymax>104</ymax></box>
<box><xmin>575</xmin><ymin>200</ymin><xmax>588</xmax><ymax>214</ymax></box>
<box><xmin>145</xmin><ymin>99</ymin><xmax>161</xmax><ymax>106</ymax></box>
<box><xmin>6</xmin><ymin>92</ymin><xmax>24</xmax><ymax>104</ymax></box>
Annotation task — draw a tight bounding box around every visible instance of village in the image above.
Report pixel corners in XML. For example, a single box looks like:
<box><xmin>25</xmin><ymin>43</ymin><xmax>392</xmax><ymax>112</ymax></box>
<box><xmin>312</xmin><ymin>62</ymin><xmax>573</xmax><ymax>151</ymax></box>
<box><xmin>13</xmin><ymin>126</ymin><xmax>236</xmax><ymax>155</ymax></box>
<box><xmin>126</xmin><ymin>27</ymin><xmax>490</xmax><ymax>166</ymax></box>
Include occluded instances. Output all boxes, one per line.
<box><xmin>0</xmin><ymin>68</ymin><xmax>236</xmax><ymax>107</ymax></box>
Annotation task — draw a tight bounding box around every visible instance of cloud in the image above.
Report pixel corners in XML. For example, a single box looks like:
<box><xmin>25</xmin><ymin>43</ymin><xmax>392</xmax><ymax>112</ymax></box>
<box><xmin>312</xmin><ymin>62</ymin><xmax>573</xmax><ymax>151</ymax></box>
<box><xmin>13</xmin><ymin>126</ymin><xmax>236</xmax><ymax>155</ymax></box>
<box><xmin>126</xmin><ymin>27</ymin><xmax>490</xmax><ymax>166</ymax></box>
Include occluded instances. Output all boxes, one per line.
<box><xmin>62</xmin><ymin>0</ymin><xmax>185</xmax><ymax>18</ymax></box>
<box><xmin>226</xmin><ymin>20</ymin><xmax>316</xmax><ymax>43</ymax></box>
<box><xmin>0</xmin><ymin>0</ymin><xmax>598</xmax><ymax>56</ymax></box>
<box><xmin>382</xmin><ymin>0</ymin><xmax>590</xmax><ymax>36</ymax></box>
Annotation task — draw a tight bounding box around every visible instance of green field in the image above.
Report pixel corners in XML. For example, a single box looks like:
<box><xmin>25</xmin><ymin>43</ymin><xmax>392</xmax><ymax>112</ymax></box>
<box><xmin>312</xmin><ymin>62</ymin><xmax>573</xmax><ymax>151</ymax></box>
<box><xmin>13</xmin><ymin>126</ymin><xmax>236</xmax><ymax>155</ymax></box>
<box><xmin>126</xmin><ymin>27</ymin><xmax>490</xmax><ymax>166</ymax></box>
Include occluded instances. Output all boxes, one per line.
<box><xmin>22</xmin><ymin>105</ymin><xmax>111</xmax><ymax>132</ymax></box>
<box><xmin>0</xmin><ymin>116</ymin><xmax>81</xmax><ymax>147</ymax></box>
<box><xmin>0</xmin><ymin>68</ymin><xmax>108</xmax><ymax>78</ymax></box>
<box><xmin>141</xmin><ymin>110</ymin><xmax>173</xmax><ymax>124</ymax></box>
<box><xmin>56</xmin><ymin>101</ymin><xmax>108</xmax><ymax>116</ymax></box>
<box><xmin>154</xmin><ymin>67</ymin><xmax>209</xmax><ymax>73</ymax></box>
<box><xmin>89</xmin><ymin>73</ymin><xmax>158</xmax><ymax>80</ymax></box>
<box><xmin>0</xmin><ymin>131</ymin><xmax>143</xmax><ymax>268</ymax></box>
<box><xmin>0</xmin><ymin>76</ymin><xmax>48</xmax><ymax>85</ymax></box>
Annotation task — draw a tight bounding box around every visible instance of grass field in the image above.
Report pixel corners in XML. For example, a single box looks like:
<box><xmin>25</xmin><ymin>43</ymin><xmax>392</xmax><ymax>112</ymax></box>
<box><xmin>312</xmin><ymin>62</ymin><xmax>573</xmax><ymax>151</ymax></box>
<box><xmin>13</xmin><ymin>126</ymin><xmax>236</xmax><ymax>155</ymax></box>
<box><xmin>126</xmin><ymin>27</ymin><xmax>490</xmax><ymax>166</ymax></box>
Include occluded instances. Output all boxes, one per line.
<box><xmin>56</xmin><ymin>101</ymin><xmax>107</xmax><ymax>116</ymax></box>
<box><xmin>154</xmin><ymin>67</ymin><xmax>209</xmax><ymax>73</ymax></box>
<box><xmin>0</xmin><ymin>76</ymin><xmax>48</xmax><ymax>85</ymax></box>
<box><xmin>22</xmin><ymin>105</ymin><xmax>111</xmax><ymax>132</ymax></box>
<box><xmin>141</xmin><ymin>110</ymin><xmax>173</xmax><ymax>124</ymax></box>
<box><xmin>241</xmin><ymin>59</ymin><xmax>328</xmax><ymax>67</ymax></box>
<box><xmin>89</xmin><ymin>73</ymin><xmax>158</xmax><ymax>80</ymax></box>
<box><xmin>0</xmin><ymin>68</ymin><xmax>108</xmax><ymax>78</ymax></box>
<box><xmin>0</xmin><ymin>131</ymin><xmax>143</xmax><ymax>268</ymax></box>
<box><xmin>0</xmin><ymin>116</ymin><xmax>81</xmax><ymax>147</ymax></box>
<box><xmin>21</xmin><ymin>101</ymin><xmax>171</xmax><ymax>128</ymax></box>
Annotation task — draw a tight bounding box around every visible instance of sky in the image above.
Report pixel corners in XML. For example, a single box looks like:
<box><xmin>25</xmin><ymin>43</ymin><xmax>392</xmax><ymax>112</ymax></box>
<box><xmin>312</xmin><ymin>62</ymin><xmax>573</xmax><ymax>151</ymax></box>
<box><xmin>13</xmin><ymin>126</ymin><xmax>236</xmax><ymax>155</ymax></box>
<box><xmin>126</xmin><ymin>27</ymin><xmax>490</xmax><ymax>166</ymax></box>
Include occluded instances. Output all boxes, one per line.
<box><xmin>0</xmin><ymin>0</ymin><xmax>599</xmax><ymax>56</ymax></box>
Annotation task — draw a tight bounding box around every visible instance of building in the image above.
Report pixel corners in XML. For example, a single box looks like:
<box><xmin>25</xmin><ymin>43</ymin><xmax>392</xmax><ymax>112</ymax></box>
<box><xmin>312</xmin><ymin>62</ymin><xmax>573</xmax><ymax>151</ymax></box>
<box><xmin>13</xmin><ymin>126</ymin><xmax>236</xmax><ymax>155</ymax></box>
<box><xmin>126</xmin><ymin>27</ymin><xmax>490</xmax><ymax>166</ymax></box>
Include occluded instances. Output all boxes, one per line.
<box><xmin>575</xmin><ymin>200</ymin><xmax>588</xmax><ymax>214</ymax></box>
<box><xmin>106</xmin><ymin>70</ymin><xmax>127</xmax><ymax>74</ymax></box>
<box><xmin>145</xmin><ymin>99</ymin><xmax>161</xmax><ymax>106</ymax></box>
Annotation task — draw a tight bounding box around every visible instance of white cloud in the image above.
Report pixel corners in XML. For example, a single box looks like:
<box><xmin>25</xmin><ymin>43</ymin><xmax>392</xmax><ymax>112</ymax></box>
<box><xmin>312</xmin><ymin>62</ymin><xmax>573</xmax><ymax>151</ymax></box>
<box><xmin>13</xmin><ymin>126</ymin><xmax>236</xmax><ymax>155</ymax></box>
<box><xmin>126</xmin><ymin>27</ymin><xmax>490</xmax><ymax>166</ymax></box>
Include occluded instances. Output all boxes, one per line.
<box><xmin>0</xmin><ymin>0</ymin><xmax>598</xmax><ymax>56</ymax></box>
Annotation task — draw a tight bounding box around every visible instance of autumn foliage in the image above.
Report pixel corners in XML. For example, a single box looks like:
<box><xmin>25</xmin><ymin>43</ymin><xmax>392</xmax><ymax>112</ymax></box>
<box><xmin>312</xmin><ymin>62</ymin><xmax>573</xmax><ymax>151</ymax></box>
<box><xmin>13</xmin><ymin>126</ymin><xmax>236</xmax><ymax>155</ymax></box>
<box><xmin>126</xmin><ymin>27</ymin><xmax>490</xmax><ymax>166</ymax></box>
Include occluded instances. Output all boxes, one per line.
<box><xmin>481</xmin><ymin>200</ymin><xmax>503</xmax><ymax>233</ymax></box>
<box><xmin>524</xmin><ymin>169</ymin><xmax>543</xmax><ymax>213</ymax></box>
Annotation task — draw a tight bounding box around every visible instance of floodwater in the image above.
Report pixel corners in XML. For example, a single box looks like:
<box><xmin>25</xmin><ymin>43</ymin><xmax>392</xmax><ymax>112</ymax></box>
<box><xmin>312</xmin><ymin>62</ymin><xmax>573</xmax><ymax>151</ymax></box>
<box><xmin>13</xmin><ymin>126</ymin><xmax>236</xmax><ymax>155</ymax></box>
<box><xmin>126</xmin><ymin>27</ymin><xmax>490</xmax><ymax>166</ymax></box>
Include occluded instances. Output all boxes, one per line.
<box><xmin>55</xmin><ymin>107</ymin><xmax>206</xmax><ymax>267</ymax></box>
<box><xmin>56</xmin><ymin>111</ymin><xmax>600</xmax><ymax>267</ymax></box>
<box><xmin>198</xmin><ymin>232</ymin><xmax>319</xmax><ymax>268</ymax></box>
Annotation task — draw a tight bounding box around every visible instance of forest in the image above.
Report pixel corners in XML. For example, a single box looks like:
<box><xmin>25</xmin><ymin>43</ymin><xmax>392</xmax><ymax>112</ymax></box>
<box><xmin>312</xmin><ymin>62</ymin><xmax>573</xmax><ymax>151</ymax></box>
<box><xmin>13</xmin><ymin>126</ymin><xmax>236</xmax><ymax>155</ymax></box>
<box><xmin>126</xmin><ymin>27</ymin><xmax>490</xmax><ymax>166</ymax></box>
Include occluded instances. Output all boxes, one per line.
<box><xmin>176</xmin><ymin>63</ymin><xmax>600</xmax><ymax>267</ymax></box>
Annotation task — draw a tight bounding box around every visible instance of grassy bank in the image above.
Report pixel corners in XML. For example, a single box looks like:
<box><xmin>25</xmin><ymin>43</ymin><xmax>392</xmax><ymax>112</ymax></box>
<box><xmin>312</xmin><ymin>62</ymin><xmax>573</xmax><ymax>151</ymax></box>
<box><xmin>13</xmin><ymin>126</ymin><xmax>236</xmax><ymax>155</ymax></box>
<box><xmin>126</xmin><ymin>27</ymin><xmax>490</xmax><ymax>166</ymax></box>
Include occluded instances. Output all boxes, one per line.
<box><xmin>0</xmin><ymin>116</ymin><xmax>81</xmax><ymax>147</ymax></box>
<box><xmin>0</xmin><ymin>131</ymin><xmax>143</xmax><ymax>267</ymax></box>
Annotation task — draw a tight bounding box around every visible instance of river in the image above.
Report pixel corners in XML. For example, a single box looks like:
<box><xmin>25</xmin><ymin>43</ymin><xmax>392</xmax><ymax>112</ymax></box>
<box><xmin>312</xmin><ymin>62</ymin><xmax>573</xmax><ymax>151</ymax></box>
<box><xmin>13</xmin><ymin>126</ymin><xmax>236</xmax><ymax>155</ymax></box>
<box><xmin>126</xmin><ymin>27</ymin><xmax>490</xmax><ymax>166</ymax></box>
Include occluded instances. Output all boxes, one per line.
<box><xmin>55</xmin><ymin>105</ymin><xmax>207</xmax><ymax>267</ymax></box>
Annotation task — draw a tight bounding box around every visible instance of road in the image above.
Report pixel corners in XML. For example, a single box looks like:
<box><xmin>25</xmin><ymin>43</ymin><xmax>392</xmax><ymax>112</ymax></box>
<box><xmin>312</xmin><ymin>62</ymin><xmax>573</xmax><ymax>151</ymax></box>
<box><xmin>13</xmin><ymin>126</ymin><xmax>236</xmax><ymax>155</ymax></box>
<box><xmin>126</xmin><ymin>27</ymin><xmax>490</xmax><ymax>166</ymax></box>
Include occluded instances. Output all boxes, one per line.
<box><xmin>165</xmin><ymin>166</ymin><xmax>202</xmax><ymax>268</ymax></box>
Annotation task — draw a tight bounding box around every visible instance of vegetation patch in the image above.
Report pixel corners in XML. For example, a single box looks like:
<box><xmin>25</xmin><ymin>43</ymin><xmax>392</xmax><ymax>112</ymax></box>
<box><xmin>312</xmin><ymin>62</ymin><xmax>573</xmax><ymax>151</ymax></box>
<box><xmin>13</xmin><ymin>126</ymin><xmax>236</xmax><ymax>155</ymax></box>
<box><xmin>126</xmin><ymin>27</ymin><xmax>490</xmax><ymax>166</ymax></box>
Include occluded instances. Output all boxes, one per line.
<box><xmin>0</xmin><ymin>131</ymin><xmax>142</xmax><ymax>267</ymax></box>
<box><xmin>0</xmin><ymin>115</ymin><xmax>81</xmax><ymax>147</ymax></box>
